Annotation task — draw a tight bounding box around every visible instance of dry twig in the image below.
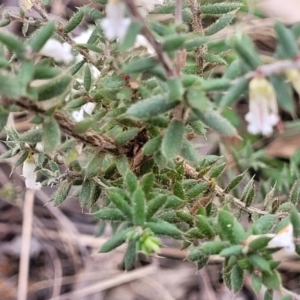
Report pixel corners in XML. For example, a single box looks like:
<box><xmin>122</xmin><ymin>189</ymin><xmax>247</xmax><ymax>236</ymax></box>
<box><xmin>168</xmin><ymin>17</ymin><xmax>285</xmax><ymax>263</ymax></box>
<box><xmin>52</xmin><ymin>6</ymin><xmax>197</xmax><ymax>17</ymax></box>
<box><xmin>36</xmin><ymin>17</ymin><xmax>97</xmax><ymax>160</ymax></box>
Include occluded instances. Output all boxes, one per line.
<box><xmin>17</xmin><ymin>188</ymin><xmax>35</xmax><ymax>300</ymax></box>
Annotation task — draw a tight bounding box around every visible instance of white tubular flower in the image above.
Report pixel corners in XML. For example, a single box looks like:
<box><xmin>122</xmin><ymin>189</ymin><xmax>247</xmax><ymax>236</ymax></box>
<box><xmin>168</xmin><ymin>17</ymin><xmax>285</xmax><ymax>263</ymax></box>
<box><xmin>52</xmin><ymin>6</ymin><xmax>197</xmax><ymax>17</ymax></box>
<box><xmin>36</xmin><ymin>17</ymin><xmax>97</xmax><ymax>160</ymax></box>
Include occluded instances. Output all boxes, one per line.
<box><xmin>100</xmin><ymin>0</ymin><xmax>131</xmax><ymax>41</ymax></box>
<box><xmin>136</xmin><ymin>0</ymin><xmax>164</xmax><ymax>16</ymax></box>
<box><xmin>286</xmin><ymin>69</ymin><xmax>300</xmax><ymax>97</ymax></box>
<box><xmin>22</xmin><ymin>154</ymin><xmax>41</xmax><ymax>190</ymax></box>
<box><xmin>267</xmin><ymin>224</ymin><xmax>295</xmax><ymax>253</ymax></box>
<box><xmin>39</xmin><ymin>39</ymin><xmax>74</xmax><ymax>64</ymax></box>
<box><xmin>72</xmin><ymin>103</ymin><xmax>96</xmax><ymax>122</ymax></box>
<box><xmin>245</xmin><ymin>76</ymin><xmax>279</xmax><ymax>136</ymax></box>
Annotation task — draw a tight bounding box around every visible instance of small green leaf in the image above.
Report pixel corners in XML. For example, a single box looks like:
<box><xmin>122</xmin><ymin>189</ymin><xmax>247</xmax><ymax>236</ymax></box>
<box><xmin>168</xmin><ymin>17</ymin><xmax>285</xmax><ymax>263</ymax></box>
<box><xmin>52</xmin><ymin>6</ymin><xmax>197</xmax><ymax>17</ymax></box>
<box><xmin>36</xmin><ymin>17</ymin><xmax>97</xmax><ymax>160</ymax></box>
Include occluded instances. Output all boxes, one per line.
<box><xmin>140</xmin><ymin>172</ymin><xmax>154</xmax><ymax>197</ymax></box>
<box><xmin>99</xmin><ymin>227</ymin><xmax>132</xmax><ymax>253</ymax></box>
<box><xmin>162</xmin><ymin>35</ymin><xmax>186</xmax><ymax>52</ymax></box>
<box><xmin>248</xmin><ymin>236</ymin><xmax>273</xmax><ymax>252</ymax></box>
<box><xmin>186</xmin><ymin>182</ymin><xmax>209</xmax><ymax>199</ymax></box>
<box><xmin>210</xmin><ymin>162</ymin><xmax>226</xmax><ymax>178</ymax></box>
<box><xmin>84</xmin><ymin>153</ymin><xmax>103</xmax><ymax>178</ymax></box>
<box><xmin>122</xmin><ymin>57</ymin><xmax>156</xmax><ymax>74</ymax></box>
<box><xmin>248</xmin><ymin>254</ymin><xmax>271</xmax><ymax>272</ymax></box>
<box><xmin>0</xmin><ymin>73</ymin><xmax>23</xmax><ymax>99</ymax></box>
<box><xmin>218</xmin><ymin>209</ymin><xmax>246</xmax><ymax>244</ymax></box>
<box><xmin>289</xmin><ymin>180</ymin><xmax>300</xmax><ymax>205</ymax></box>
<box><xmin>251</xmin><ymin>273</ymin><xmax>262</xmax><ymax>293</ymax></box>
<box><xmin>201</xmin><ymin>241</ymin><xmax>231</xmax><ymax>255</ymax></box>
<box><xmin>188</xmin><ymin>248</ymin><xmax>209</xmax><ymax>269</ymax></box>
<box><xmin>35</xmin><ymin>75</ymin><xmax>72</xmax><ymax>101</ymax></box>
<box><xmin>264</xmin><ymin>289</ymin><xmax>273</xmax><ymax>300</ymax></box>
<box><xmin>132</xmin><ymin>187</ymin><xmax>146</xmax><ymax>226</ymax></box>
<box><xmin>200</xmin><ymin>78</ymin><xmax>231</xmax><ymax>91</ymax></box>
<box><xmin>80</xmin><ymin>180</ymin><xmax>92</xmax><ymax>207</ymax></box>
<box><xmin>280</xmin><ymin>296</ymin><xmax>293</xmax><ymax>300</ymax></box>
<box><xmin>43</xmin><ymin>116</ymin><xmax>60</xmax><ymax>153</ymax></box>
<box><xmin>290</xmin><ymin>206</ymin><xmax>300</xmax><ymax>236</ymax></box>
<box><xmin>202</xmin><ymin>3</ymin><xmax>243</xmax><ymax>15</ymax></box>
<box><xmin>219</xmin><ymin>78</ymin><xmax>248</xmax><ymax>109</ymax></box>
<box><xmin>167</xmin><ymin>78</ymin><xmax>184</xmax><ymax>102</ymax></box>
<box><xmin>28</xmin><ymin>22</ymin><xmax>55</xmax><ymax>52</ymax></box>
<box><xmin>74</xmin><ymin>118</ymin><xmax>94</xmax><ymax>134</ymax></box>
<box><xmin>13</xmin><ymin>151</ymin><xmax>29</xmax><ymax>171</ymax></box>
<box><xmin>84</xmin><ymin>64</ymin><xmax>92</xmax><ymax>92</ymax></box>
<box><xmin>71</xmin><ymin>60</ymin><xmax>85</xmax><ymax>75</ymax></box>
<box><xmin>224</xmin><ymin>171</ymin><xmax>246</xmax><ymax>193</ymax></box>
<box><xmin>262</xmin><ymin>270</ymin><xmax>281</xmax><ymax>290</ymax></box>
<box><xmin>206</xmin><ymin>13</ymin><xmax>235</xmax><ymax>36</ymax></box>
<box><xmin>252</xmin><ymin>215</ymin><xmax>277</xmax><ymax>234</ymax></box>
<box><xmin>109</xmin><ymin>191</ymin><xmax>132</xmax><ymax>220</ymax></box>
<box><xmin>203</xmin><ymin>53</ymin><xmax>227</xmax><ymax>65</ymax></box>
<box><xmin>127</xmin><ymin>94</ymin><xmax>178</xmax><ymax>119</ymax></box>
<box><xmin>161</xmin><ymin>119</ymin><xmax>184</xmax><ymax>159</ymax></box>
<box><xmin>115</xmin><ymin>128</ymin><xmax>139</xmax><ymax>146</ymax></box>
<box><xmin>184</xmin><ymin>36</ymin><xmax>208</xmax><ymax>51</ymax></box>
<box><xmin>143</xmin><ymin>136</ymin><xmax>162</xmax><ymax>155</ymax></box>
<box><xmin>197</xmin><ymin>215</ymin><xmax>215</xmax><ymax>238</ymax></box>
<box><xmin>173</xmin><ymin>181</ymin><xmax>186</xmax><ymax>200</ymax></box>
<box><xmin>124</xmin><ymin>240</ymin><xmax>137</xmax><ymax>270</ymax></box>
<box><xmin>219</xmin><ymin>245</ymin><xmax>243</xmax><ymax>257</ymax></box>
<box><xmin>125</xmin><ymin>170</ymin><xmax>138</xmax><ymax>194</ymax></box>
<box><xmin>94</xmin><ymin>208</ymin><xmax>126</xmax><ymax>221</ymax></box>
<box><xmin>33</xmin><ymin>66</ymin><xmax>60</xmax><ymax>80</ymax></box>
<box><xmin>270</xmin><ymin>75</ymin><xmax>295</xmax><ymax>115</ymax></box>
<box><xmin>176</xmin><ymin>210</ymin><xmax>194</xmax><ymax>227</ymax></box>
<box><xmin>193</xmin><ymin>108</ymin><xmax>237</xmax><ymax>136</ymax></box>
<box><xmin>146</xmin><ymin>221</ymin><xmax>182</xmax><ymax>239</ymax></box>
<box><xmin>20</xmin><ymin>129</ymin><xmax>43</xmax><ymax>143</ymax></box>
<box><xmin>116</xmin><ymin>155</ymin><xmax>129</xmax><ymax>177</ymax></box>
<box><xmin>65</xmin><ymin>98</ymin><xmax>86</xmax><ymax>110</ymax></box>
<box><xmin>241</xmin><ymin>178</ymin><xmax>254</xmax><ymax>202</ymax></box>
<box><xmin>51</xmin><ymin>180</ymin><xmax>72</xmax><ymax>205</ymax></box>
<box><xmin>165</xmin><ymin>195</ymin><xmax>184</xmax><ymax>208</ymax></box>
<box><xmin>0</xmin><ymin>32</ymin><xmax>25</xmax><ymax>59</ymax></box>
<box><xmin>231</xmin><ymin>265</ymin><xmax>243</xmax><ymax>293</ymax></box>
<box><xmin>64</xmin><ymin>11</ymin><xmax>84</xmax><ymax>33</ymax></box>
<box><xmin>0</xmin><ymin>107</ymin><xmax>9</xmax><ymax>132</ymax></box>
<box><xmin>180</xmin><ymin>137</ymin><xmax>198</xmax><ymax>162</ymax></box>
<box><xmin>232</xmin><ymin>36</ymin><xmax>261</xmax><ymax>69</ymax></box>
<box><xmin>120</xmin><ymin>21</ymin><xmax>142</xmax><ymax>52</ymax></box>
<box><xmin>146</xmin><ymin>195</ymin><xmax>167</xmax><ymax>220</ymax></box>
<box><xmin>275</xmin><ymin>22</ymin><xmax>298</xmax><ymax>58</ymax></box>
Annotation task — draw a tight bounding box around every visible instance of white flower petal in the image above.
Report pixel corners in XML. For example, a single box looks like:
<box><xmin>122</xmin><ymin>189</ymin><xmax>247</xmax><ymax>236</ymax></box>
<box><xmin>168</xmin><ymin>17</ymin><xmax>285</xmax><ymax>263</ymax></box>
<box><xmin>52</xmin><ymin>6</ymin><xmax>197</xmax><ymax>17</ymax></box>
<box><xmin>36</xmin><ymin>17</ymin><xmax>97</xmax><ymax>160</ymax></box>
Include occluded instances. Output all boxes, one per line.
<box><xmin>134</xmin><ymin>35</ymin><xmax>155</xmax><ymax>55</ymax></box>
<box><xmin>40</xmin><ymin>39</ymin><xmax>74</xmax><ymax>63</ymax></box>
<box><xmin>22</xmin><ymin>158</ymin><xmax>41</xmax><ymax>190</ymax></box>
<box><xmin>136</xmin><ymin>0</ymin><xmax>164</xmax><ymax>15</ymax></box>
<box><xmin>72</xmin><ymin>103</ymin><xmax>96</xmax><ymax>122</ymax></box>
<box><xmin>100</xmin><ymin>1</ymin><xmax>131</xmax><ymax>41</ymax></box>
<box><xmin>73</xmin><ymin>28</ymin><xmax>94</xmax><ymax>44</ymax></box>
<box><xmin>246</xmin><ymin>77</ymin><xmax>279</xmax><ymax>136</ymax></box>
<box><xmin>267</xmin><ymin>224</ymin><xmax>295</xmax><ymax>253</ymax></box>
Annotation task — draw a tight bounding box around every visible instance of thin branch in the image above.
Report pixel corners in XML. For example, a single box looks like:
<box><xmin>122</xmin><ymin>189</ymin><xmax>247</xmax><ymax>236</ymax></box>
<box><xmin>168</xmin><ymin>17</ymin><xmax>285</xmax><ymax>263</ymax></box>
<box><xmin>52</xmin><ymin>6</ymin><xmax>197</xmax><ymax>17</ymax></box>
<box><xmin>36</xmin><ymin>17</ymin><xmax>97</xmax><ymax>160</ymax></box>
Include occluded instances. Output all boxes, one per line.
<box><xmin>2</xmin><ymin>97</ymin><xmax>123</xmax><ymax>155</ymax></box>
<box><xmin>181</xmin><ymin>159</ymin><xmax>288</xmax><ymax>218</ymax></box>
<box><xmin>50</xmin><ymin>264</ymin><xmax>158</xmax><ymax>300</ymax></box>
<box><xmin>175</xmin><ymin>0</ymin><xmax>183</xmax><ymax>25</ymax></box>
<box><xmin>124</xmin><ymin>0</ymin><xmax>178</xmax><ymax>78</ymax></box>
<box><xmin>17</xmin><ymin>189</ymin><xmax>35</xmax><ymax>300</ymax></box>
<box><xmin>189</xmin><ymin>0</ymin><xmax>206</xmax><ymax>74</ymax></box>
<box><xmin>233</xmin><ymin>56</ymin><xmax>300</xmax><ymax>84</ymax></box>
<box><xmin>31</xmin><ymin>3</ymin><xmax>98</xmax><ymax>67</ymax></box>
